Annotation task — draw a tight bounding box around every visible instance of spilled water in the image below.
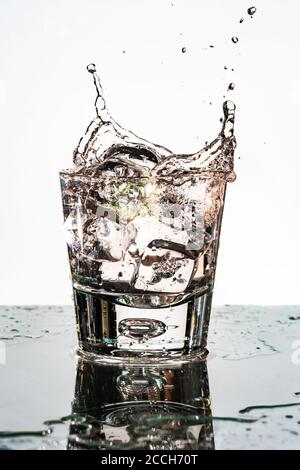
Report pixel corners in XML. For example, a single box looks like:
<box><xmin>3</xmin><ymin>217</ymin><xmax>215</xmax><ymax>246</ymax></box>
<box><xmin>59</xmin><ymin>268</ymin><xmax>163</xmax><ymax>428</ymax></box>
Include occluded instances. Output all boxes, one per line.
<box><xmin>1</xmin><ymin>305</ymin><xmax>300</xmax><ymax>449</ymax></box>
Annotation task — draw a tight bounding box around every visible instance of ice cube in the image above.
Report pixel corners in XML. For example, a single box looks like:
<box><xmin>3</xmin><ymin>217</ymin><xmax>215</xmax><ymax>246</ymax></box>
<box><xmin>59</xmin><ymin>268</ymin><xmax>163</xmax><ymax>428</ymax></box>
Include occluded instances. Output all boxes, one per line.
<box><xmin>134</xmin><ymin>247</ymin><xmax>194</xmax><ymax>293</ymax></box>
<box><xmin>132</xmin><ymin>215</ymin><xmax>190</xmax><ymax>254</ymax></box>
<box><xmin>82</xmin><ymin>215</ymin><xmax>136</xmax><ymax>261</ymax></box>
<box><xmin>100</xmin><ymin>252</ymin><xmax>137</xmax><ymax>283</ymax></box>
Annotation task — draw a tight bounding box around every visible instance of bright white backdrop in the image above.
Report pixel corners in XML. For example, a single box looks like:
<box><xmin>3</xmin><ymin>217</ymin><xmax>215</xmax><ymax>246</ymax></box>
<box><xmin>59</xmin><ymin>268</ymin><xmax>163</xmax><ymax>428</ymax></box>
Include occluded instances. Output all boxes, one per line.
<box><xmin>1</xmin><ymin>0</ymin><xmax>299</xmax><ymax>305</ymax></box>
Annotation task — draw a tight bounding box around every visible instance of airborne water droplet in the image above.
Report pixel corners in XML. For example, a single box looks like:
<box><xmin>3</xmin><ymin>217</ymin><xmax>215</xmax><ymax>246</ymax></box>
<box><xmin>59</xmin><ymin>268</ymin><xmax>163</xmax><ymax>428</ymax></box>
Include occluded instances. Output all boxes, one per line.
<box><xmin>247</xmin><ymin>6</ymin><xmax>257</xmax><ymax>16</ymax></box>
<box><xmin>232</xmin><ymin>37</ymin><xmax>239</xmax><ymax>44</ymax></box>
<box><xmin>228</xmin><ymin>82</ymin><xmax>235</xmax><ymax>91</ymax></box>
<box><xmin>239</xmin><ymin>18</ymin><xmax>244</xmax><ymax>23</ymax></box>
<box><xmin>181</xmin><ymin>47</ymin><xmax>186</xmax><ymax>53</ymax></box>
<box><xmin>87</xmin><ymin>63</ymin><xmax>96</xmax><ymax>73</ymax></box>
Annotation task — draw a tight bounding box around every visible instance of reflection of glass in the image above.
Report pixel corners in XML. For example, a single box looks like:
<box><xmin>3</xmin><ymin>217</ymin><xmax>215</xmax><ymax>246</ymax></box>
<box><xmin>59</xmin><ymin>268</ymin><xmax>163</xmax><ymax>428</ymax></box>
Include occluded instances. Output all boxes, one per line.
<box><xmin>60</xmin><ymin>65</ymin><xmax>236</xmax><ymax>361</ymax></box>
<box><xmin>67</xmin><ymin>358</ymin><xmax>214</xmax><ymax>450</ymax></box>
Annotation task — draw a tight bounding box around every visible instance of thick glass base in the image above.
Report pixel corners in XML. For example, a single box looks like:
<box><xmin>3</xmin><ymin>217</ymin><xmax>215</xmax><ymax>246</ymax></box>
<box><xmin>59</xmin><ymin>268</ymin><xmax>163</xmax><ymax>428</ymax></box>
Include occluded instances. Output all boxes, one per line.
<box><xmin>73</xmin><ymin>288</ymin><xmax>213</xmax><ymax>364</ymax></box>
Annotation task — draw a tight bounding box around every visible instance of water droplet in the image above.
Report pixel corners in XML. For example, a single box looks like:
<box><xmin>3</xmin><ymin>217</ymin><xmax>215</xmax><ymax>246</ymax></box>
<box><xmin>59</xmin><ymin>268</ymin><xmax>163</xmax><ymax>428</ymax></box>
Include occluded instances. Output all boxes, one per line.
<box><xmin>87</xmin><ymin>63</ymin><xmax>96</xmax><ymax>73</ymax></box>
<box><xmin>128</xmin><ymin>243</ymin><xmax>139</xmax><ymax>255</ymax></box>
<box><xmin>232</xmin><ymin>37</ymin><xmax>239</xmax><ymax>44</ymax></box>
<box><xmin>228</xmin><ymin>82</ymin><xmax>235</xmax><ymax>91</ymax></box>
<box><xmin>247</xmin><ymin>6</ymin><xmax>257</xmax><ymax>16</ymax></box>
<box><xmin>226</xmin><ymin>171</ymin><xmax>237</xmax><ymax>182</ymax></box>
<box><xmin>224</xmin><ymin>66</ymin><xmax>228</xmax><ymax>70</ymax></box>
<box><xmin>239</xmin><ymin>18</ymin><xmax>244</xmax><ymax>23</ymax></box>
<box><xmin>181</xmin><ymin>47</ymin><xmax>186</xmax><ymax>53</ymax></box>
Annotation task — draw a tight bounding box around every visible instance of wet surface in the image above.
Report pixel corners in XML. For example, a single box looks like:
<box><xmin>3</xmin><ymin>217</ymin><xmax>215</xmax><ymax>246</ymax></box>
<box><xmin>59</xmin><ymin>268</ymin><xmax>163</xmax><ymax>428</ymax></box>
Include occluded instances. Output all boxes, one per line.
<box><xmin>0</xmin><ymin>305</ymin><xmax>300</xmax><ymax>450</ymax></box>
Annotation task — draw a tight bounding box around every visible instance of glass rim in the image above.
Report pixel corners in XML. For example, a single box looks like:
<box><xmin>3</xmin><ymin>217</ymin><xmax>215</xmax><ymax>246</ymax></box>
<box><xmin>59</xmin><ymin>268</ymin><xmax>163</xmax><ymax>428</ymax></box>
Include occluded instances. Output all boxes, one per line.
<box><xmin>59</xmin><ymin>168</ymin><xmax>233</xmax><ymax>180</ymax></box>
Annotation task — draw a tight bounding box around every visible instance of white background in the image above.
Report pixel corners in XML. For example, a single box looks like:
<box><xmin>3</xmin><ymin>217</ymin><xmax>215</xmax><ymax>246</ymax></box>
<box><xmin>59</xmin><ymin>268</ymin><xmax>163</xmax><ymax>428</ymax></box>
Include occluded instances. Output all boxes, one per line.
<box><xmin>0</xmin><ymin>0</ymin><xmax>299</xmax><ymax>305</ymax></box>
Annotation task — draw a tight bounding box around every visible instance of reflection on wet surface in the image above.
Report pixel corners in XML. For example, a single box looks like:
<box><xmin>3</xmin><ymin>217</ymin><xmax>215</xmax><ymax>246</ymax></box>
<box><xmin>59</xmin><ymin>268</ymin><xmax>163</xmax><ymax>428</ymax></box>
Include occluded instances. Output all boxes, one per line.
<box><xmin>67</xmin><ymin>359</ymin><xmax>214</xmax><ymax>450</ymax></box>
<box><xmin>0</xmin><ymin>305</ymin><xmax>300</xmax><ymax>449</ymax></box>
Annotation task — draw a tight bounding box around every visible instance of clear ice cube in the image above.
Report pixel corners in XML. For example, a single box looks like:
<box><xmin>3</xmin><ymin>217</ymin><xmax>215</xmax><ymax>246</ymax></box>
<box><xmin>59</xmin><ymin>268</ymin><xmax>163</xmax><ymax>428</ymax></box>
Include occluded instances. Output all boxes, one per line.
<box><xmin>132</xmin><ymin>215</ymin><xmax>190</xmax><ymax>255</ymax></box>
<box><xmin>134</xmin><ymin>247</ymin><xmax>194</xmax><ymax>293</ymax></box>
<box><xmin>82</xmin><ymin>215</ymin><xmax>135</xmax><ymax>261</ymax></box>
<box><xmin>100</xmin><ymin>252</ymin><xmax>136</xmax><ymax>283</ymax></box>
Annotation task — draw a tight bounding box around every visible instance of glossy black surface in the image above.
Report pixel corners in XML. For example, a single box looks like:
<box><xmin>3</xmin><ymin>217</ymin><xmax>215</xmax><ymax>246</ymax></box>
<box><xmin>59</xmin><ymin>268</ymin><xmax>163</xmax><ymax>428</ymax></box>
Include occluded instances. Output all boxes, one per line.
<box><xmin>0</xmin><ymin>305</ymin><xmax>300</xmax><ymax>449</ymax></box>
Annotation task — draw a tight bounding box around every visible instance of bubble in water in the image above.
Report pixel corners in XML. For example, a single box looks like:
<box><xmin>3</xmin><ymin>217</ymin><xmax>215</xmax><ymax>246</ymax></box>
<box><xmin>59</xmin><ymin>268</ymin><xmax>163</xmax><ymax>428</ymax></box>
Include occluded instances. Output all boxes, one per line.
<box><xmin>228</xmin><ymin>82</ymin><xmax>235</xmax><ymax>91</ymax></box>
<box><xmin>232</xmin><ymin>37</ymin><xmax>239</xmax><ymax>44</ymax></box>
<box><xmin>181</xmin><ymin>47</ymin><xmax>186</xmax><ymax>53</ymax></box>
<box><xmin>247</xmin><ymin>6</ymin><xmax>257</xmax><ymax>16</ymax></box>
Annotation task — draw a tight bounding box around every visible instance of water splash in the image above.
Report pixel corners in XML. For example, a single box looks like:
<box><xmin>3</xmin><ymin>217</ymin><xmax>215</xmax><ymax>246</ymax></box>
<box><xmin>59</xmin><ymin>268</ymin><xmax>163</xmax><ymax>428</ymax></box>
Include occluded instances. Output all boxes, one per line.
<box><xmin>154</xmin><ymin>100</ymin><xmax>236</xmax><ymax>180</ymax></box>
<box><xmin>86</xmin><ymin>63</ymin><xmax>107</xmax><ymax>119</ymax></box>
<box><xmin>71</xmin><ymin>64</ymin><xmax>236</xmax><ymax>181</ymax></box>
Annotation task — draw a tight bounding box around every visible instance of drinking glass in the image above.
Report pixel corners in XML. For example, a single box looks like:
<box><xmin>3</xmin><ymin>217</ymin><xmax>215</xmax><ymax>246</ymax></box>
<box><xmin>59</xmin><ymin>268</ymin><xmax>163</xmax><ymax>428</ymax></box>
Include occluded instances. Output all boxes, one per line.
<box><xmin>60</xmin><ymin>169</ymin><xmax>228</xmax><ymax>363</ymax></box>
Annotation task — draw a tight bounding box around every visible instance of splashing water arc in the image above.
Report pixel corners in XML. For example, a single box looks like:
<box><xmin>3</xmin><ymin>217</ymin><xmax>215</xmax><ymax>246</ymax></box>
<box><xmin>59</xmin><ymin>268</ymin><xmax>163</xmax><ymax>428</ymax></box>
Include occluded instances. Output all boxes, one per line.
<box><xmin>72</xmin><ymin>63</ymin><xmax>236</xmax><ymax>183</ymax></box>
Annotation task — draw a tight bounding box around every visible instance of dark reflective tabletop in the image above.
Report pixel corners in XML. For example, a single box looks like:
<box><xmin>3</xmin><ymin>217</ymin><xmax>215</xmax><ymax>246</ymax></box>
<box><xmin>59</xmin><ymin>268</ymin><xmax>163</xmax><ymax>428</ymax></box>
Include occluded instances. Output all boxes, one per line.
<box><xmin>0</xmin><ymin>305</ymin><xmax>300</xmax><ymax>450</ymax></box>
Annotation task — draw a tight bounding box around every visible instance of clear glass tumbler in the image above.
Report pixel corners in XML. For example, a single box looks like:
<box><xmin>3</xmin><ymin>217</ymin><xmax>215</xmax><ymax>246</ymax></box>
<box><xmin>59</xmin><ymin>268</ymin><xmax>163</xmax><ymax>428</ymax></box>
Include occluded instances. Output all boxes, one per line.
<box><xmin>60</xmin><ymin>169</ymin><xmax>229</xmax><ymax>363</ymax></box>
